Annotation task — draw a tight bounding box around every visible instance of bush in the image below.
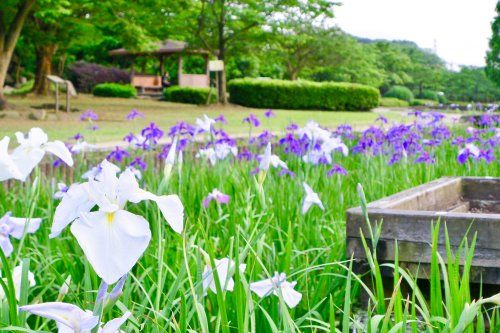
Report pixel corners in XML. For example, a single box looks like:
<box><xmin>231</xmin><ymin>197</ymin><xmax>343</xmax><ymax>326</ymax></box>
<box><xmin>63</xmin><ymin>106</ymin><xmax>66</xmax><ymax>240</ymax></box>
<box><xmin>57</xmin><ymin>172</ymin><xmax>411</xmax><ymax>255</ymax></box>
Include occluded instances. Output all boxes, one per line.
<box><xmin>163</xmin><ymin>86</ymin><xmax>216</xmax><ymax>105</ymax></box>
<box><xmin>93</xmin><ymin>83</ymin><xmax>136</xmax><ymax>98</ymax></box>
<box><xmin>228</xmin><ymin>78</ymin><xmax>380</xmax><ymax>111</ymax></box>
<box><xmin>410</xmin><ymin>99</ymin><xmax>437</xmax><ymax>106</ymax></box>
<box><xmin>437</xmin><ymin>93</ymin><xmax>448</xmax><ymax>104</ymax></box>
<box><xmin>384</xmin><ymin>85</ymin><xmax>414</xmax><ymax>102</ymax></box>
<box><xmin>67</xmin><ymin>61</ymin><xmax>130</xmax><ymax>93</ymax></box>
<box><xmin>379</xmin><ymin>97</ymin><xmax>409</xmax><ymax>107</ymax></box>
<box><xmin>418</xmin><ymin>90</ymin><xmax>439</xmax><ymax>101</ymax></box>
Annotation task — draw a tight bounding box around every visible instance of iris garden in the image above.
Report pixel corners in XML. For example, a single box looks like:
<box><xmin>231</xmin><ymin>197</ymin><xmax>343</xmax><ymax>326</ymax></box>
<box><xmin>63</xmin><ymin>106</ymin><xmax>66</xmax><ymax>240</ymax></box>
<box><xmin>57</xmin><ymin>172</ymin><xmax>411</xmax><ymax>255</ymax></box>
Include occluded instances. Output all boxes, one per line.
<box><xmin>0</xmin><ymin>109</ymin><xmax>499</xmax><ymax>332</ymax></box>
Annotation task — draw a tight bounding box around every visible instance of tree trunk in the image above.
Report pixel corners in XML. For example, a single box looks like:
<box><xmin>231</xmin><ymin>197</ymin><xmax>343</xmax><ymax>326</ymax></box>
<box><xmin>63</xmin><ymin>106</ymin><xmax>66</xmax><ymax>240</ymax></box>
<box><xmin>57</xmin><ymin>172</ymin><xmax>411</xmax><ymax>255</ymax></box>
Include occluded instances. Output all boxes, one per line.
<box><xmin>217</xmin><ymin>0</ymin><xmax>227</xmax><ymax>104</ymax></box>
<box><xmin>0</xmin><ymin>54</ymin><xmax>9</xmax><ymax>109</ymax></box>
<box><xmin>0</xmin><ymin>0</ymin><xmax>37</xmax><ymax>109</ymax></box>
<box><xmin>33</xmin><ymin>44</ymin><xmax>58</xmax><ymax>95</ymax></box>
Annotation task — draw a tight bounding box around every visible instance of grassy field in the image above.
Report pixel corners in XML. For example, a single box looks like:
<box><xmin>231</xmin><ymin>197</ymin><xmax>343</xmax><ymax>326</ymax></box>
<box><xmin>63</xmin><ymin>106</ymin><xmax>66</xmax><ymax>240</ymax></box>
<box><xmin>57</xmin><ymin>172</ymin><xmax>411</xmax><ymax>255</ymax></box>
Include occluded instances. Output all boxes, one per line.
<box><xmin>0</xmin><ymin>94</ymin><xmax>408</xmax><ymax>143</ymax></box>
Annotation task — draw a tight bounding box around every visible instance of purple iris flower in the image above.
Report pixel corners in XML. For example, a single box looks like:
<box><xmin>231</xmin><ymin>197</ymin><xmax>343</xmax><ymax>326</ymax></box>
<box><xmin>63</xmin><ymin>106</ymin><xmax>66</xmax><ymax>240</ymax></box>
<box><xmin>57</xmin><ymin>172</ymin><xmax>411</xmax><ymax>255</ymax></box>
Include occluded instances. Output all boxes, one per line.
<box><xmin>126</xmin><ymin>109</ymin><xmax>144</xmax><ymax>121</ymax></box>
<box><xmin>286</xmin><ymin>123</ymin><xmax>298</xmax><ymax>131</ymax></box>
<box><xmin>141</xmin><ymin>122</ymin><xmax>164</xmax><ymax>145</ymax></box>
<box><xmin>168</xmin><ymin>121</ymin><xmax>196</xmax><ymax>137</ymax></box>
<box><xmin>214</xmin><ymin>114</ymin><xmax>227</xmax><ymax>124</ymax></box>
<box><xmin>327</xmin><ymin>164</ymin><xmax>348</xmax><ymax>177</ymax></box>
<box><xmin>415</xmin><ymin>151</ymin><xmax>435</xmax><ymax>164</ymax></box>
<box><xmin>264</xmin><ymin>109</ymin><xmax>275</xmax><ymax>118</ymax></box>
<box><xmin>80</xmin><ymin>110</ymin><xmax>98</xmax><ymax>121</ymax></box>
<box><xmin>375</xmin><ymin>116</ymin><xmax>388</xmax><ymax>124</ymax></box>
<box><xmin>72</xmin><ymin>133</ymin><xmax>84</xmax><ymax>141</ymax></box>
<box><xmin>238</xmin><ymin>148</ymin><xmax>253</xmax><ymax>161</ymax></box>
<box><xmin>278</xmin><ymin>169</ymin><xmax>295</xmax><ymax>178</ymax></box>
<box><xmin>203</xmin><ymin>189</ymin><xmax>230</xmax><ymax>208</ymax></box>
<box><xmin>243</xmin><ymin>114</ymin><xmax>260</xmax><ymax>127</ymax></box>
<box><xmin>130</xmin><ymin>156</ymin><xmax>147</xmax><ymax>170</ymax></box>
<box><xmin>123</xmin><ymin>132</ymin><xmax>135</xmax><ymax>143</ymax></box>
<box><xmin>106</xmin><ymin>146</ymin><xmax>130</xmax><ymax>163</ymax></box>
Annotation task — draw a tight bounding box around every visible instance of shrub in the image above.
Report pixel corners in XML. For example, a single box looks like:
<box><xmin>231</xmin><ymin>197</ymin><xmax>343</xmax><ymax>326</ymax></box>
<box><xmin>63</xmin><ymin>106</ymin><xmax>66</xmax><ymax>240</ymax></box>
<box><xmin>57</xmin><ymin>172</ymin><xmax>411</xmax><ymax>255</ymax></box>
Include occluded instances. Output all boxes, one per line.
<box><xmin>379</xmin><ymin>97</ymin><xmax>409</xmax><ymax>107</ymax></box>
<box><xmin>92</xmin><ymin>83</ymin><xmax>136</xmax><ymax>98</ymax></box>
<box><xmin>437</xmin><ymin>93</ymin><xmax>448</xmax><ymax>104</ymax></box>
<box><xmin>410</xmin><ymin>98</ymin><xmax>437</xmax><ymax>106</ymax></box>
<box><xmin>228</xmin><ymin>78</ymin><xmax>380</xmax><ymax>111</ymax></box>
<box><xmin>163</xmin><ymin>86</ymin><xmax>216</xmax><ymax>105</ymax></box>
<box><xmin>418</xmin><ymin>90</ymin><xmax>439</xmax><ymax>101</ymax></box>
<box><xmin>384</xmin><ymin>85</ymin><xmax>414</xmax><ymax>102</ymax></box>
<box><xmin>67</xmin><ymin>61</ymin><xmax>130</xmax><ymax>93</ymax></box>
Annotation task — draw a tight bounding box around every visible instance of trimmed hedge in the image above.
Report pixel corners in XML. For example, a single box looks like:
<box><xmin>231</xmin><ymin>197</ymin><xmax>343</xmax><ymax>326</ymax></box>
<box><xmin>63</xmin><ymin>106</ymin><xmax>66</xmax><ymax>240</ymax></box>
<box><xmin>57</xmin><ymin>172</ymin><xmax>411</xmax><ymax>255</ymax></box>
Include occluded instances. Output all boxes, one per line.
<box><xmin>384</xmin><ymin>85</ymin><xmax>414</xmax><ymax>102</ymax></box>
<box><xmin>228</xmin><ymin>79</ymin><xmax>380</xmax><ymax>111</ymax></box>
<box><xmin>380</xmin><ymin>97</ymin><xmax>409</xmax><ymax>107</ymax></box>
<box><xmin>410</xmin><ymin>99</ymin><xmax>437</xmax><ymax>106</ymax></box>
<box><xmin>418</xmin><ymin>90</ymin><xmax>439</xmax><ymax>102</ymax></box>
<box><xmin>164</xmin><ymin>86</ymin><xmax>216</xmax><ymax>105</ymax></box>
<box><xmin>92</xmin><ymin>83</ymin><xmax>136</xmax><ymax>98</ymax></box>
<box><xmin>67</xmin><ymin>62</ymin><xmax>130</xmax><ymax>93</ymax></box>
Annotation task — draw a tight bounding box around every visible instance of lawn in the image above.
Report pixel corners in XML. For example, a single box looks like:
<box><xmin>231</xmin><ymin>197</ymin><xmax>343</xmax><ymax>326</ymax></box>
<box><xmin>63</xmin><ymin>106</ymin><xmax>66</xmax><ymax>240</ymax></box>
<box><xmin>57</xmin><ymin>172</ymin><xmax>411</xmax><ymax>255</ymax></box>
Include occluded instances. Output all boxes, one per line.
<box><xmin>1</xmin><ymin>94</ymin><xmax>408</xmax><ymax>143</ymax></box>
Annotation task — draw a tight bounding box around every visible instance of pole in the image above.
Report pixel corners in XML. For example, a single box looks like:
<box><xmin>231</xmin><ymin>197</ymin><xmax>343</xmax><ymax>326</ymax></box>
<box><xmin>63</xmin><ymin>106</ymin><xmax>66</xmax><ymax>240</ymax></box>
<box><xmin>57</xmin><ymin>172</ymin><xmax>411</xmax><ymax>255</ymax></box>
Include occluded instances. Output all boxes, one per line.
<box><xmin>55</xmin><ymin>82</ymin><xmax>59</xmax><ymax>112</ymax></box>
<box><xmin>66</xmin><ymin>82</ymin><xmax>70</xmax><ymax>112</ymax></box>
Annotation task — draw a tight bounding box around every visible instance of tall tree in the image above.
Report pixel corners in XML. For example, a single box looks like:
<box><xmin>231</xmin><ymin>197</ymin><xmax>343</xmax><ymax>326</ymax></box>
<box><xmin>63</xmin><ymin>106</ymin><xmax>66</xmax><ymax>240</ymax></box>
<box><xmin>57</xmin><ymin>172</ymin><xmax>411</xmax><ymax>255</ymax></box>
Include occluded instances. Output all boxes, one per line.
<box><xmin>196</xmin><ymin>0</ymin><xmax>338</xmax><ymax>102</ymax></box>
<box><xmin>0</xmin><ymin>0</ymin><xmax>36</xmax><ymax>108</ymax></box>
<box><xmin>486</xmin><ymin>2</ymin><xmax>499</xmax><ymax>85</ymax></box>
<box><xmin>27</xmin><ymin>0</ymin><xmax>75</xmax><ymax>94</ymax></box>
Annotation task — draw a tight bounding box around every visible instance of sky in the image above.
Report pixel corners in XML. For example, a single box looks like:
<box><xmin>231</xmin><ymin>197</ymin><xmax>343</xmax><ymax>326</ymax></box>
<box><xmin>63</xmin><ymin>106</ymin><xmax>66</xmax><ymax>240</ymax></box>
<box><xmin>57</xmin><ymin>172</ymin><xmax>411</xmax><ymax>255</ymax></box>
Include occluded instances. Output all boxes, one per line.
<box><xmin>333</xmin><ymin>0</ymin><xmax>497</xmax><ymax>68</ymax></box>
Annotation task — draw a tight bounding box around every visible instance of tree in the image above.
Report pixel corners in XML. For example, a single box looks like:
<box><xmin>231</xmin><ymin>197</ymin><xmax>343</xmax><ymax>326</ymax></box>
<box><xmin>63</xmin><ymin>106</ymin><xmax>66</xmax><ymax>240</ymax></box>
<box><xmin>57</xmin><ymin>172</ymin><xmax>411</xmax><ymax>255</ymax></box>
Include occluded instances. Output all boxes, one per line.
<box><xmin>195</xmin><ymin>0</ymin><xmax>338</xmax><ymax>102</ymax></box>
<box><xmin>27</xmin><ymin>0</ymin><xmax>75</xmax><ymax>94</ymax></box>
<box><xmin>0</xmin><ymin>0</ymin><xmax>36</xmax><ymax>108</ymax></box>
<box><xmin>486</xmin><ymin>2</ymin><xmax>499</xmax><ymax>85</ymax></box>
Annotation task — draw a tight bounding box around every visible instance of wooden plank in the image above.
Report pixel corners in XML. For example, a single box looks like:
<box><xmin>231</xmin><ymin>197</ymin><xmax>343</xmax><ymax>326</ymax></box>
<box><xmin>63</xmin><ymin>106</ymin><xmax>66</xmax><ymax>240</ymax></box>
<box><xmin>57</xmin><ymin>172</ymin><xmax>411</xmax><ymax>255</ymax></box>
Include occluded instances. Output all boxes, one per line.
<box><xmin>448</xmin><ymin>201</ymin><xmax>470</xmax><ymax>213</ymax></box>
<box><xmin>462</xmin><ymin>177</ymin><xmax>500</xmax><ymax>201</ymax></box>
<box><xmin>346</xmin><ymin>208</ymin><xmax>500</xmax><ymax>249</ymax></box>
<box><xmin>347</xmin><ymin>238</ymin><xmax>500</xmax><ymax>284</ymax></box>
<box><xmin>365</xmin><ymin>177</ymin><xmax>462</xmax><ymax>211</ymax></box>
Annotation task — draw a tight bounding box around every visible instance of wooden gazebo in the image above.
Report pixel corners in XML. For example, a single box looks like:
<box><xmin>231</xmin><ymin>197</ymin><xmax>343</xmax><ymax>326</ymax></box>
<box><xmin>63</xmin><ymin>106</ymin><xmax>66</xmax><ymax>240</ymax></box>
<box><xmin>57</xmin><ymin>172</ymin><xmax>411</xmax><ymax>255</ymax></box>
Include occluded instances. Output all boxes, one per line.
<box><xmin>109</xmin><ymin>39</ymin><xmax>211</xmax><ymax>93</ymax></box>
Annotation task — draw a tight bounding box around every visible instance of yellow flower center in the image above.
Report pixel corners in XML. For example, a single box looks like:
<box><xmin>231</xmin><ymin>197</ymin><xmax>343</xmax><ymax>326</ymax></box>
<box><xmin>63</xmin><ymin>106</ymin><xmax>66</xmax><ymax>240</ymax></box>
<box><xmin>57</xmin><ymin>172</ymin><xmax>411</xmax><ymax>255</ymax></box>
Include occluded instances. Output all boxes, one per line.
<box><xmin>107</xmin><ymin>212</ymin><xmax>115</xmax><ymax>225</ymax></box>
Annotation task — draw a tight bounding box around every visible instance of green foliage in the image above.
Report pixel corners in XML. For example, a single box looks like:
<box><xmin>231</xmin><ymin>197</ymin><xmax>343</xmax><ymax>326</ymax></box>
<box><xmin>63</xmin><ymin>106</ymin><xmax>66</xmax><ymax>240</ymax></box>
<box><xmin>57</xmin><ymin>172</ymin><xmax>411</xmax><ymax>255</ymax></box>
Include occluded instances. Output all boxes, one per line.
<box><xmin>163</xmin><ymin>86</ymin><xmax>216</xmax><ymax>105</ymax></box>
<box><xmin>437</xmin><ymin>93</ymin><xmax>448</xmax><ymax>104</ymax></box>
<box><xmin>442</xmin><ymin>67</ymin><xmax>500</xmax><ymax>102</ymax></box>
<box><xmin>379</xmin><ymin>97</ymin><xmax>409</xmax><ymax>107</ymax></box>
<box><xmin>384</xmin><ymin>85</ymin><xmax>414</xmax><ymax>102</ymax></box>
<box><xmin>410</xmin><ymin>99</ymin><xmax>437</xmax><ymax>106</ymax></box>
<box><xmin>5</xmin><ymin>80</ymin><xmax>34</xmax><ymax>96</ymax></box>
<box><xmin>228</xmin><ymin>78</ymin><xmax>380</xmax><ymax>111</ymax></box>
<box><xmin>92</xmin><ymin>83</ymin><xmax>136</xmax><ymax>98</ymax></box>
<box><xmin>418</xmin><ymin>89</ymin><xmax>439</xmax><ymax>101</ymax></box>
<box><xmin>486</xmin><ymin>2</ymin><xmax>500</xmax><ymax>85</ymax></box>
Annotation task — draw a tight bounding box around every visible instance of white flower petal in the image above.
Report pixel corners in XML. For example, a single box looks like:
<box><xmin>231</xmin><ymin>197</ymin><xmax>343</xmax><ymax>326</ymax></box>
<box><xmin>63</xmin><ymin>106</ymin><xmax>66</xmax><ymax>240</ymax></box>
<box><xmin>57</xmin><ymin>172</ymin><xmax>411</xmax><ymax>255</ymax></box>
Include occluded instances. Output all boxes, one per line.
<box><xmin>0</xmin><ymin>137</ymin><xmax>23</xmax><ymax>181</ymax></box>
<box><xmin>71</xmin><ymin>210</ymin><xmax>151</xmax><ymax>284</ymax></box>
<box><xmin>20</xmin><ymin>302</ymin><xmax>98</xmax><ymax>331</ymax></box>
<box><xmin>11</xmin><ymin>145</ymin><xmax>45</xmax><ymax>181</ymax></box>
<box><xmin>101</xmin><ymin>311</ymin><xmax>131</xmax><ymax>333</ymax></box>
<box><xmin>281</xmin><ymin>282</ymin><xmax>302</xmax><ymax>308</ymax></box>
<box><xmin>0</xmin><ymin>234</ymin><xmax>13</xmax><ymax>257</ymax></box>
<box><xmin>51</xmin><ymin>183</ymin><xmax>94</xmax><ymax>238</ymax></box>
<box><xmin>44</xmin><ymin>141</ymin><xmax>74</xmax><ymax>167</ymax></box>
<box><xmin>249</xmin><ymin>278</ymin><xmax>274</xmax><ymax>298</ymax></box>
<box><xmin>7</xmin><ymin>217</ymin><xmax>42</xmax><ymax>239</ymax></box>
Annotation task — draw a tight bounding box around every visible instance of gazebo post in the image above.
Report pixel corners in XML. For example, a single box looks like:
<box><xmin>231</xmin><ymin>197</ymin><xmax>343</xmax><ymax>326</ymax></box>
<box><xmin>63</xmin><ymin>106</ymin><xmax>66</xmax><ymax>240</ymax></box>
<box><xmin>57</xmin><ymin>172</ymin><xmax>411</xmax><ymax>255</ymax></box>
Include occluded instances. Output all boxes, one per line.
<box><xmin>178</xmin><ymin>54</ymin><xmax>183</xmax><ymax>86</ymax></box>
<box><xmin>204</xmin><ymin>54</ymin><xmax>210</xmax><ymax>87</ymax></box>
<box><xmin>159</xmin><ymin>55</ymin><xmax>164</xmax><ymax>75</ymax></box>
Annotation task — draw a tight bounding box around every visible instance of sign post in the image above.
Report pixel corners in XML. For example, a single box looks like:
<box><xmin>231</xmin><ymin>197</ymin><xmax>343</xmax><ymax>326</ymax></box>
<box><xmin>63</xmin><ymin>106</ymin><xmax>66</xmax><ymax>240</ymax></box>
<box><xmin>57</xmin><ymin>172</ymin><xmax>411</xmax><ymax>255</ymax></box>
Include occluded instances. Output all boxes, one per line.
<box><xmin>208</xmin><ymin>60</ymin><xmax>224</xmax><ymax>104</ymax></box>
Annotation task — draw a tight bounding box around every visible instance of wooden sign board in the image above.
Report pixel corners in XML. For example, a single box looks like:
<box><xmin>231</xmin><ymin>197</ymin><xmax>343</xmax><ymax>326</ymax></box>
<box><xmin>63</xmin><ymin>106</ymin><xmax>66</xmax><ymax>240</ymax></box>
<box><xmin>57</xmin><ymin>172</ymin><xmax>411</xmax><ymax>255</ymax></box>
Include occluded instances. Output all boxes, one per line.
<box><xmin>208</xmin><ymin>60</ymin><xmax>224</xmax><ymax>72</ymax></box>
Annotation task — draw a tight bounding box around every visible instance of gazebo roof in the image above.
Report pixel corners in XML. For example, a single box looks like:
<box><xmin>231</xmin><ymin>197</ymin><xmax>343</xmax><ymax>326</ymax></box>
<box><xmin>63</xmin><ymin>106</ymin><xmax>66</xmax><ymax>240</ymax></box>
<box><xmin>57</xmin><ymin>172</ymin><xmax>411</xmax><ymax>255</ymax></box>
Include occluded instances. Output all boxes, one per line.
<box><xmin>109</xmin><ymin>39</ymin><xmax>210</xmax><ymax>57</ymax></box>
